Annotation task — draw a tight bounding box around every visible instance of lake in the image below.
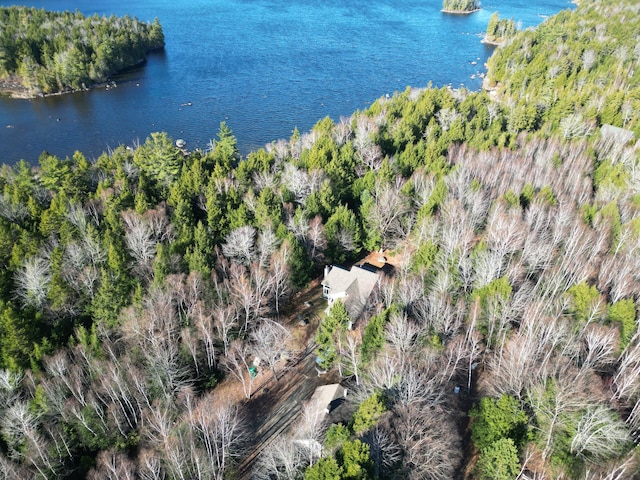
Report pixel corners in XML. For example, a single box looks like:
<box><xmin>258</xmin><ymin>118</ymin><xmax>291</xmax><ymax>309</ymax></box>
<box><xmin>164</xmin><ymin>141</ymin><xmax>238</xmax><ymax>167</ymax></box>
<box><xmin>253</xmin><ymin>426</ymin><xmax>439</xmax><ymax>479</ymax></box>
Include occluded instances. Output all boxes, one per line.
<box><xmin>0</xmin><ymin>0</ymin><xmax>571</xmax><ymax>164</ymax></box>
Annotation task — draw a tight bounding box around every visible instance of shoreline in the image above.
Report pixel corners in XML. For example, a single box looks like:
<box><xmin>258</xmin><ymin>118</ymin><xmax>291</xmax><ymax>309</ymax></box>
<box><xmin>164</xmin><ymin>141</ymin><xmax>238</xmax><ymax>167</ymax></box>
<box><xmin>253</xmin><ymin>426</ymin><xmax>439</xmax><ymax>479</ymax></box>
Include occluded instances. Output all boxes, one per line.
<box><xmin>0</xmin><ymin>79</ymin><xmax>119</xmax><ymax>100</ymax></box>
<box><xmin>0</xmin><ymin>52</ymin><xmax>159</xmax><ymax>100</ymax></box>
<box><xmin>0</xmin><ymin>75</ymin><xmax>31</xmax><ymax>99</ymax></box>
<box><xmin>480</xmin><ymin>36</ymin><xmax>503</xmax><ymax>46</ymax></box>
<box><xmin>441</xmin><ymin>8</ymin><xmax>481</xmax><ymax>14</ymax></box>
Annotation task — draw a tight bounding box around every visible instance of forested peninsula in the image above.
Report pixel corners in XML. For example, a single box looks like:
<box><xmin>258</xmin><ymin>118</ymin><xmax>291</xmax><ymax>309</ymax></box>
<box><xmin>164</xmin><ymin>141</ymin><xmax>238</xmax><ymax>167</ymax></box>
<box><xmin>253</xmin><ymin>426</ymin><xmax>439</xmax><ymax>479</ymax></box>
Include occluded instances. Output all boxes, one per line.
<box><xmin>0</xmin><ymin>7</ymin><xmax>164</xmax><ymax>97</ymax></box>
<box><xmin>1</xmin><ymin>0</ymin><xmax>640</xmax><ymax>479</ymax></box>
<box><xmin>482</xmin><ymin>12</ymin><xmax>517</xmax><ymax>46</ymax></box>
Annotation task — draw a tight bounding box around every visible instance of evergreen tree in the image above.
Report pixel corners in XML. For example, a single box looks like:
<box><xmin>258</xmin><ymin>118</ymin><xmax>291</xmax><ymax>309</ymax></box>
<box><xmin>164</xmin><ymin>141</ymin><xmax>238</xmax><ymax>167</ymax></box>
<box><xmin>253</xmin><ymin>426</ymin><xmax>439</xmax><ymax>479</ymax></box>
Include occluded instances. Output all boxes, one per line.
<box><xmin>316</xmin><ymin>300</ymin><xmax>350</xmax><ymax>370</ymax></box>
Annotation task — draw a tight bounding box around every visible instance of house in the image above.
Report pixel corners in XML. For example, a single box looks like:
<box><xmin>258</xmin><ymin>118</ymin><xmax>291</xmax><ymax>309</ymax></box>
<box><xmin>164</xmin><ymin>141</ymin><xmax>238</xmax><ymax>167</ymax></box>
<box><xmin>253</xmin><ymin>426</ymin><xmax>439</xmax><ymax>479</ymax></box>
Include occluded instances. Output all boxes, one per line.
<box><xmin>321</xmin><ymin>265</ymin><xmax>380</xmax><ymax>320</ymax></box>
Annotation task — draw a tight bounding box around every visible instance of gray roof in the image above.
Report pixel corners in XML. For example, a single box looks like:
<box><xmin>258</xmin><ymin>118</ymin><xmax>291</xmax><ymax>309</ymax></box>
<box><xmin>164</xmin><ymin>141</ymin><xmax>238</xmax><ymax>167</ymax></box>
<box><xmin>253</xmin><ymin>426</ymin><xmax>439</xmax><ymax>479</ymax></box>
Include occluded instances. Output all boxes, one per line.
<box><xmin>322</xmin><ymin>265</ymin><xmax>356</xmax><ymax>294</ymax></box>
<box><xmin>307</xmin><ymin>384</ymin><xmax>347</xmax><ymax>416</ymax></box>
<box><xmin>322</xmin><ymin>265</ymin><xmax>379</xmax><ymax>318</ymax></box>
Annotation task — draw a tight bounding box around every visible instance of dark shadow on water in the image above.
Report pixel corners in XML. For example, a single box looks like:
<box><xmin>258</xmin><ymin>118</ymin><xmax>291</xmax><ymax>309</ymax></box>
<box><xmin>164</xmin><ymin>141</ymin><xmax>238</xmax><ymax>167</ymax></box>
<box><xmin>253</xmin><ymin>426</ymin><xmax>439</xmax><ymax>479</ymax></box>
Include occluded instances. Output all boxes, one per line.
<box><xmin>147</xmin><ymin>48</ymin><xmax>168</xmax><ymax>62</ymax></box>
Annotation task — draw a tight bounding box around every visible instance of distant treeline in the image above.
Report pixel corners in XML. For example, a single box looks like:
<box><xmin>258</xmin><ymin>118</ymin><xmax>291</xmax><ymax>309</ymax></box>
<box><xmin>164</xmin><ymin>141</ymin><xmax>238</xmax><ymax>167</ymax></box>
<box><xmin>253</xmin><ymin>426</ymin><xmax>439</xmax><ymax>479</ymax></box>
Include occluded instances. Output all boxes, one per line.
<box><xmin>442</xmin><ymin>0</ymin><xmax>480</xmax><ymax>13</ymax></box>
<box><xmin>0</xmin><ymin>6</ymin><xmax>164</xmax><ymax>95</ymax></box>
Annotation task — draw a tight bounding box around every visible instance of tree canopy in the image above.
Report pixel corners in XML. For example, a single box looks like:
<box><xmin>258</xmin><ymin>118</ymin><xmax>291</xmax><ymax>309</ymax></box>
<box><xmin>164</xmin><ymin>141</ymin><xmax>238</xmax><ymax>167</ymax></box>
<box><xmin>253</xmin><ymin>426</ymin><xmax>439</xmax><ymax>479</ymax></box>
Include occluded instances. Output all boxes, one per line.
<box><xmin>0</xmin><ymin>6</ymin><xmax>164</xmax><ymax>95</ymax></box>
<box><xmin>1</xmin><ymin>0</ymin><xmax>640</xmax><ymax>478</ymax></box>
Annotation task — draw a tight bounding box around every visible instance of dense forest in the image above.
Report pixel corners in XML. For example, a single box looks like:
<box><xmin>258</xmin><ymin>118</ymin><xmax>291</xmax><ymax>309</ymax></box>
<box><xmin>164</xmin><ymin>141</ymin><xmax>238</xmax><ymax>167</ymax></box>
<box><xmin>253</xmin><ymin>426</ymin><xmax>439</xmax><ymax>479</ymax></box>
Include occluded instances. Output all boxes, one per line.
<box><xmin>483</xmin><ymin>12</ymin><xmax>517</xmax><ymax>45</ymax></box>
<box><xmin>0</xmin><ymin>0</ymin><xmax>639</xmax><ymax>478</ymax></box>
<box><xmin>0</xmin><ymin>7</ymin><xmax>164</xmax><ymax>95</ymax></box>
<box><xmin>485</xmin><ymin>0</ymin><xmax>640</xmax><ymax>136</ymax></box>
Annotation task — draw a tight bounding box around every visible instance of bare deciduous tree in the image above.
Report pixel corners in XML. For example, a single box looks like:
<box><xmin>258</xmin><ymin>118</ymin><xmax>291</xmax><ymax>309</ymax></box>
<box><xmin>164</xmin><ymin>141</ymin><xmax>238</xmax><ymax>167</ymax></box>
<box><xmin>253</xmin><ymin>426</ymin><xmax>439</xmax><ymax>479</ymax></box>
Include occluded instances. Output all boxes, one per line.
<box><xmin>613</xmin><ymin>334</ymin><xmax>640</xmax><ymax>432</ymax></box>
<box><xmin>560</xmin><ymin>114</ymin><xmax>594</xmax><ymax>139</ymax></box>
<box><xmin>292</xmin><ymin>402</ymin><xmax>327</xmax><ymax>466</ymax></box>
<box><xmin>358</xmin><ymin>143</ymin><xmax>384</xmax><ymax>173</ymax></box>
<box><xmin>220</xmin><ymin>340</ymin><xmax>256</xmax><ymax>399</ymax></box>
<box><xmin>193</xmin><ymin>306</ymin><xmax>217</xmax><ymax>369</ymax></box>
<box><xmin>580</xmin><ymin>324</ymin><xmax>618</xmax><ymax>373</ymax></box>
<box><xmin>334</xmin><ymin>116</ymin><xmax>353</xmax><ymax>146</ymax></box>
<box><xmin>582</xmin><ymin>453</ymin><xmax>638</xmax><ymax>480</ymax></box>
<box><xmin>393</xmin><ymin>404</ymin><xmax>462</xmax><ymax>480</ymax></box>
<box><xmin>412</xmin><ymin>291</ymin><xmax>464</xmax><ymax>341</ymax></box>
<box><xmin>269</xmin><ymin>245</ymin><xmax>290</xmax><ymax>316</ymax></box>
<box><xmin>436</xmin><ymin>107</ymin><xmax>461</xmax><ymax>132</ymax></box>
<box><xmin>170</xmin><ymin>272</ymin><xmax>204</xmax><ymax>322</ymax></box>
<box><xmin>353</xmin><ymin>113</ymin><xmax>379</xmax><ymax>153</ymax></box>
<box><xmin>385</xmin><ymin>311</ymin><xmax>420</xmax><ymax>368</ymax></box>
<box><xmin>282</xmin><ymin>163</ymin><xmax>313</xmax><ymax>204</ymax></box>
<box><xmin>395</xmin><ymin>357</ymin><xmax>448</xmax><ymax>408</ymax></box>
<box><xmin>137</xmin><ymin>449</ymin><xmax>165</xmax><ymax>480</ymax></box>
<box><xmin>222</xmin><ymin>225</ymin><xmax>257</xmax><ymax>265</ymax></box>
<box><xmin>1</xmin><ymin>401</ymin><xmax>59</xmax><ymax>478</ymax></box>
<box><xmin>212</xmin><ymin>304</ymin><xmax>238</xmax><ymax>358</ymax></box>
<box><xmin>250</xmin><ymin>319</ymin><xmax>292</xmax><ymax>381</ymax></box>
<box><xmin>257</xmin><ymin>226</ymin><xmax>279</xmax><ymax>268</ymax></box>
<box><xmin>122</xmin><ymin>207</ymin><xmax>173</xmax><ymax>277</ymax></box>
<box><xmin>254</xmin><ymin>400</ymin><xmax>327</xmax><ymax>479</ymax></box>
<box><xmin>189</xmin><ymin>397</ymin><xmax>245</xmax><ymax>480</ymax></box>
<box><xmin>119</xmin><ymin>288</ymin><xmax>192</xmax><ymax>402</ymax></box>
<box><xmin>14</xmin><ymin>256</ymin><xmax>51</xmax><ymax>309</ymax></box>
<box><xmin>362</xmin><ymin>424</ymin><xmax>402</xmax><ymax>479</ymax></box>
<box><xmin>0</xmin><ymin>452</ymin><xmax>29</xmax><ymax>480</ymax></box>
<box><xmin>439</xmin><ymin>199</ymin><xmax>474</xmax><ymax>258</ymax></box>
<box><xmin>227</xmin><ymin>263</ymin><xmax>269</xmax><ymax>333</ymax></box>
<box><xmin>88</xmin><ymin>449</ymin><xmax>136</xmax><ymax>480</ymax></box>
<box><xmin>254</xmin><ymin>436</ymin><xmax>305</xmax><ymax>480</ymax></box>
<box><xmin>581</xmin><ymin>49</ymin><xmax>597</xmax><ymax>71</ymax></box>
<box><xmin>337</xmin><ymin>329</ymin><xmax>362</xmax><ymax>385</ymax></box>
<box><xmin>395</xmin><ymin>273</ymin><xmax>424</xmax><ymax>313</ymax></box>
<box><xmin>571</xmin><ymin>406</ymin><xmax>632</xmax><ymax>462</ymax></box>
<box><xmin>0</xmin><ymin>193</ymin><xmax>28</xmax><ymax>223</ymax></box>
<box><xmin>44</xmin><ymin>350</ymin><xmax>88</xmax><ymax>408</ymax></box>
<box><xmin>366</xmin><ymin>353</ymin><xmax>401</xmax><ymax>392</ymax></box>
<box><xmin>265</xmin><ymin>138</ymin><xmax>290</xmax><ymax>162</ymax></box>
<box><xmin>0</xmin><ymin>369</ymin><xmax>22</xmax><ymax>413</ymax></box>
<box><xmin>307</xmin><ymin>216</ymin><xmax>326</xmax><ymax>262</ymax></box>
<box><xmin>486</xmin><ymin>202</ymin><xmax>526</xmax><ymax>259</ymax></box>
<box><xmin>364</xmin><ymin>178</ymin><xmax>412</xmax><ymax>249</ymax></box>
<box><xmin>527</xmin><ymin>379</ymin><xmax>588</xmax><ymax>462</ymax></box>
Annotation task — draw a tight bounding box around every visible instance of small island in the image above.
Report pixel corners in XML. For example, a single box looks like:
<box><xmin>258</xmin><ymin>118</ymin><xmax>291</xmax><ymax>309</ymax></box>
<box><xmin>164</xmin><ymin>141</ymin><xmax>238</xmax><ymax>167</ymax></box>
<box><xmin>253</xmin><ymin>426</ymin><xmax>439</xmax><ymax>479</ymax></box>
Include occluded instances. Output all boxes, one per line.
<box><xmin>0</xmin><ymin>7</ymin><xmax>164</xmax><ymax>98</ymax></box>
<box><xmin>482</xmin><ymin>12</ymin><xmax>517</xmax><ymax>45</ymax></box>
<box><xmin>441</xmin><ymin>0</ymin><xmax>481</xmax><ymax>14</ymax></box>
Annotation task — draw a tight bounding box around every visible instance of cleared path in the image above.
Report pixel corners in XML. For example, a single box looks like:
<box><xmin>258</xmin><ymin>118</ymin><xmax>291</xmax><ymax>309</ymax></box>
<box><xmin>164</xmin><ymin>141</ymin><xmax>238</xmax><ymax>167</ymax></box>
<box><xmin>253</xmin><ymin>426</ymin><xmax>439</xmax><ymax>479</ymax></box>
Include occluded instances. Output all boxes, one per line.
<box><xmin>234</xmin><ymin>285</ymin><xmax>337</xmax><ymax>479</ymax></box>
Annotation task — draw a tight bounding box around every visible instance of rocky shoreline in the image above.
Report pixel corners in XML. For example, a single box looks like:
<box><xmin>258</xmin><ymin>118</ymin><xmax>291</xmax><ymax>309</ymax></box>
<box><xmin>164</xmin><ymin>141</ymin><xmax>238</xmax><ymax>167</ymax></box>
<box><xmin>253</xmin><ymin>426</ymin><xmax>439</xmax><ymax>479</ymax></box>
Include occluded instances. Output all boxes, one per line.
<box><xmin>440</xmin><ymin>8</ymin><xmax>481</xmax><ymax>14</ymax></box>
<box><xmin>0</xmin><ymin>75</ymin><xmax>31</xmax><ymax>99</ymax></box>
<box><xmin>0</xmin><ymin>76</ymin><xmax>121</xmax><ymax>100</ymax></box>
<box><xmin>480</xmin><ymin>36</ymin><xmax>503</xmax><ymax>46</ymax></box>
<box><xmin>0</xmin><ymin>55</ymin><xmax>152</xmax><ymax>100</ymax></box>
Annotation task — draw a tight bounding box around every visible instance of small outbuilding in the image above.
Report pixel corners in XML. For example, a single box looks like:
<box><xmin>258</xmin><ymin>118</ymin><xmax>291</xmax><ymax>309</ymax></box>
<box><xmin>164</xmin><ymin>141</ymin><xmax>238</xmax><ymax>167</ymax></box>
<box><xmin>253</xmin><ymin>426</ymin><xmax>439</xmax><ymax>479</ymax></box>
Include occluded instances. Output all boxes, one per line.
<box><xmin>307</xmin><ymin>384</ymin><xmax>348</xmax><ymax>417</ymax></box>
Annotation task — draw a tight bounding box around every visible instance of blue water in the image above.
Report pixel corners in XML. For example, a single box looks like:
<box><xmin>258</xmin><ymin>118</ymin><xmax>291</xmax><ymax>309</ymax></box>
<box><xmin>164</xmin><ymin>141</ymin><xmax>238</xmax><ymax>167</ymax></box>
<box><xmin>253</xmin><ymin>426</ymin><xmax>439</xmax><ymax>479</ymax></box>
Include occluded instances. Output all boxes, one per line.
<box><xmin>0</xmin><ymin>0</ymin><xmax>571</xmax><ymax>164</ymax></box>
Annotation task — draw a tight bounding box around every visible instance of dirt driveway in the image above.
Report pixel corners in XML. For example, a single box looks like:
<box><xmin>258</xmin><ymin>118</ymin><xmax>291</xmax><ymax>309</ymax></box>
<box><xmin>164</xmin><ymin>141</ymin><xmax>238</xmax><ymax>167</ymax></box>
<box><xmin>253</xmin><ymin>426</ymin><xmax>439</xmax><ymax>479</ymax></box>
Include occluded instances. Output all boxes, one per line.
<box><xmin>233</xmin><ymin>281</ymin><xmax>339</xmax><ymax>479</ymax></box>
